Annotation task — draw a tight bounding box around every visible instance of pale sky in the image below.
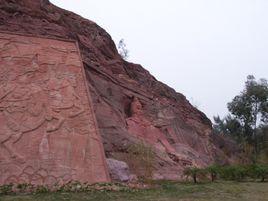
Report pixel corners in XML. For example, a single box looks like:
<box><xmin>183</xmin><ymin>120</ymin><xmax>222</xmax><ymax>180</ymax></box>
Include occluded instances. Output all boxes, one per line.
<box><xmin>50</xmin><ymin>0</ymin><xmax>268</xmax><ymax>120</ymax></box>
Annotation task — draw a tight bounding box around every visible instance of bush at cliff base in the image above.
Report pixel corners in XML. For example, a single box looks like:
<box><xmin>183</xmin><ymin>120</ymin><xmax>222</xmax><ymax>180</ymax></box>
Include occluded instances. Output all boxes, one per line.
<box><xmin>184</xmin><ymin>164</ymin><xmax>268</xmax><ymax>183</ymax></box>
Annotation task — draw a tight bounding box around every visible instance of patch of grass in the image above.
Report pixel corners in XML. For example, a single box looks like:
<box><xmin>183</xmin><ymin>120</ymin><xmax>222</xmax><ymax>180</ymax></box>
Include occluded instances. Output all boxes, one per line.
<box><xmin>0</xmin><ymin>181</ymin><xmax>267</xmax><ymax>201</ymax></box>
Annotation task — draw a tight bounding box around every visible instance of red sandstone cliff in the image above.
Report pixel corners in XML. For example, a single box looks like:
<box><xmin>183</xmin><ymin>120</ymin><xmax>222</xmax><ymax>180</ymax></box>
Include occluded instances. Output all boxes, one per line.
<box><xmin>0</xmin><ymin>0</ymin><xmax>236</xmax><ymax>180</ymax></box>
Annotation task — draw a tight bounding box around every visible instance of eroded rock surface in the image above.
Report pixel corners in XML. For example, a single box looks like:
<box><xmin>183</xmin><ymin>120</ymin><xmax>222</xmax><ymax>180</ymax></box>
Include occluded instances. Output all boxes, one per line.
<box><xmin>0</xmin><ymin>0</ymin><xmax>236</xmax><ymax>181</ymax></box>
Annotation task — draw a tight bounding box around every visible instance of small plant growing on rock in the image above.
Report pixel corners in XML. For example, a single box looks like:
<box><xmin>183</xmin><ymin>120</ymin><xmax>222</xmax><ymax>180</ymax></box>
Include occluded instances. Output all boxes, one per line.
<box><xmin>117</xmin><ymin>39</ymin><xmax>129</xmax><ymax>60</ymax></box>
<box><xmin>127</xmin><ymin>141</ymin><xmax>156</xmax><ymax>183</ymax></box>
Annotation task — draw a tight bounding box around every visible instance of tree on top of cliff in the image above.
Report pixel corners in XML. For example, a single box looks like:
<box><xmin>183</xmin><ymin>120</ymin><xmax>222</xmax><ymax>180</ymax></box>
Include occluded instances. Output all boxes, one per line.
<box><xmin>117</xmin><ymin>39</ymin><xmax>129</xmax><ymax>60</ymax></box>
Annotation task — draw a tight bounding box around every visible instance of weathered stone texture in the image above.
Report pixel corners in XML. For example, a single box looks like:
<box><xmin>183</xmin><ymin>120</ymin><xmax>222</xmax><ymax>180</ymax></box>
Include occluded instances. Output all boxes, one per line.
<box><xmin>0</xmin><ymin>32</ymin><xmax>110</xmax><ymax>185</ymax></box>
<box><xmin>0</xmin><ymin>0</ymin><xmax>240</xmax><ymax>181</ymax></box>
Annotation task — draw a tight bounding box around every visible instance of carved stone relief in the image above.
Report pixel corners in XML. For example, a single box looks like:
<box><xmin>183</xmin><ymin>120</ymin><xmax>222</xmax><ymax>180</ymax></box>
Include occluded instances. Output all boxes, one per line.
<box><xmin>0</xmin><ymin>32</ymin><xmax>110</xmax><ymax>185</ymax></box>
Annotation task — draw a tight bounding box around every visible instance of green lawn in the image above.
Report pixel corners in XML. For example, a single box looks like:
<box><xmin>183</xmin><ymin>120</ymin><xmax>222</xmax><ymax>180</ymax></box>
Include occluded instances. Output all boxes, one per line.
<box><xmin>0</xmin><ymin>181</ymin><xmax>267</xmax><ymax>201</ymax></box>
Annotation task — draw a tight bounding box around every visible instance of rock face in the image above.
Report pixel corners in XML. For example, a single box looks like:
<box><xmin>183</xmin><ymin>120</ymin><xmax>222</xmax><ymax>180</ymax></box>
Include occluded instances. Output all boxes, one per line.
<box><xmin>0</xmin><ymin>0</ymin><xmax>235</xmax><ymax>181</ymax></box>
<box><xmin>0</xmin><ymin>32</ymin><xmax>110</xmax><ymax>185</ymax></box>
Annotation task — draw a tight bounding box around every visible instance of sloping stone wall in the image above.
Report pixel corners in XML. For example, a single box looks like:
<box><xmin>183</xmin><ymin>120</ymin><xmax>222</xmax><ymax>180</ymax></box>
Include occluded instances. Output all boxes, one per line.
<box><xmin>0</xmin><ymin>32</ymin><xmax>110</xmax><ymax>185</ymax></box>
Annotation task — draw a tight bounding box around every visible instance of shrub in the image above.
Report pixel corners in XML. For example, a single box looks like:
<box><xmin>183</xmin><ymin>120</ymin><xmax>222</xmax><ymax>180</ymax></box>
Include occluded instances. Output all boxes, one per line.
<box><xmin>219</xmin><ymin>165</ymin><xmax>248</xmax><ymax>181</ymax></box>
<box><xmin>16</xmin><ymin>183</ymin><xmax>35</xmax><ymax>193</ymax></box>
<box><xmin>35</xmin><ymin>185</ymin><xmax>49</xmax><ymax>194</ymax></box>
<box><xmin>0</xmin><ymin>184</ymin><xmax>14</xmax><ymax>195</ymax></box>
<box><xmin>183</xmin><ymin>167</ymin><xmax>205</xmax><ymax>183</ymax></box>
<box><xmin>248</xmin><ymin>164</ymin><xmax>268</xmax><ymax>182</ymax></box>
<box><xmin>127</xmin><ymin>142</ymin><xmax>156</xmax><ymax>182</ymax></box>
<box><xmin>205</xmin><ymin>165</ymin><xmax>221</xmax><ymax>182</ymax></box>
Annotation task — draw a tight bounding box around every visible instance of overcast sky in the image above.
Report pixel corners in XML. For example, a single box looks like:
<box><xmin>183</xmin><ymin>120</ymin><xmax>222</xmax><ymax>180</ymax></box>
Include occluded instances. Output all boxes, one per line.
<box><xmin>50</xmin><ymin>0</ymin><xmax>268</xmax><ymax>120</ymax></box>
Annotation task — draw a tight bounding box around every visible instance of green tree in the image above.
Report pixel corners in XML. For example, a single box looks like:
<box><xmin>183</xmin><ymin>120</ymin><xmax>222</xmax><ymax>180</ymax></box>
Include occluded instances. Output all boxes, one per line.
<box><xmin>228</xmin><ymin>75</ymin><xmax>268</xmax><ymax>157</ymax></box>
<box><xmin>213</xmin><ymin>115</ymin><xmax>243</xmax><ymax>141</ymax></box>
<box><xmin>213</xmin><ymin>75</ymin><xmax>268</xmax><ymax>161</ymax></box>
